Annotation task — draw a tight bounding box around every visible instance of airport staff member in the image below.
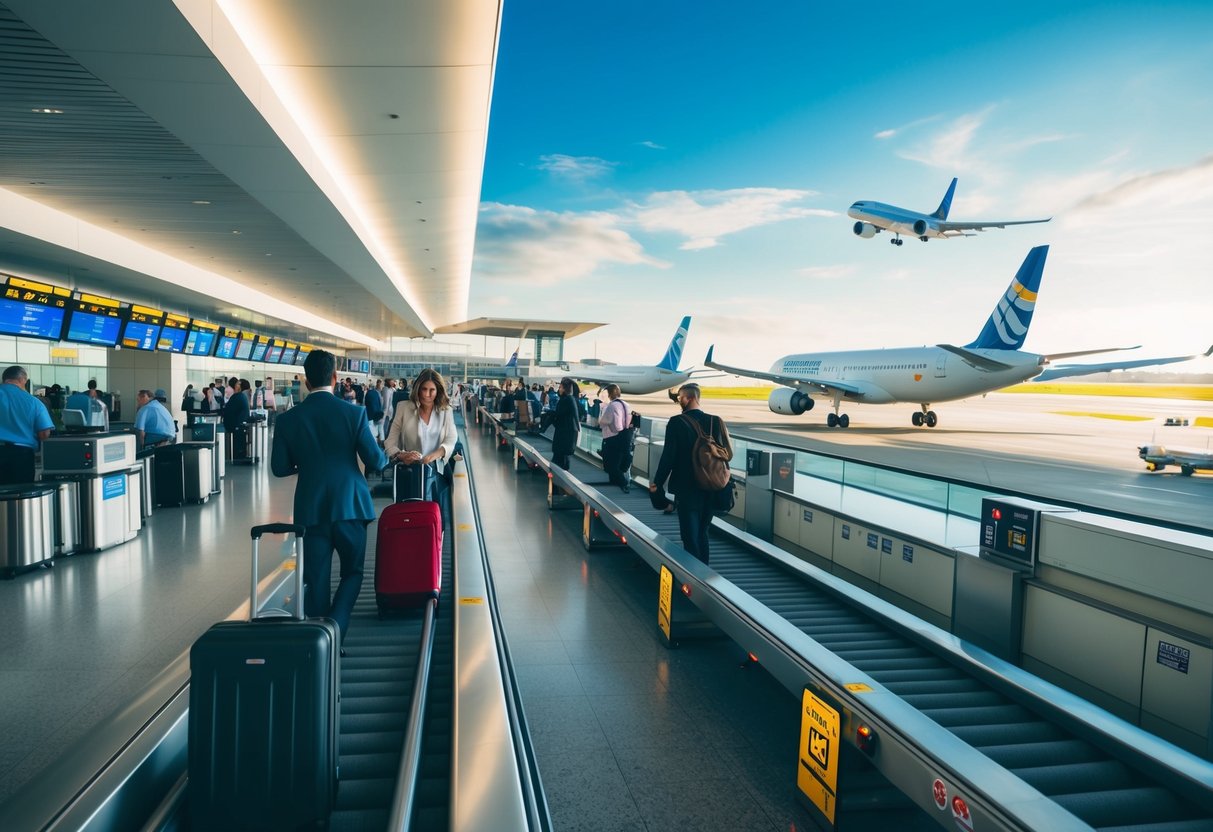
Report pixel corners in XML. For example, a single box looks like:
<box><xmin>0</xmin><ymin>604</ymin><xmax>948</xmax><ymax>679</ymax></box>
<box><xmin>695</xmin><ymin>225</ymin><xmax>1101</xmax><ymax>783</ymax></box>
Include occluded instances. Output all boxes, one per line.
<box><xmin>271</xmin><ymin>350</ymin><xmax>387</xmax><ymax>645</ymax></box>
<box><xmin>134</xmin><ymin>389</ymin><xmax>176</xmax><ymax>449</ymax></box>
<box><xmin>0</xmin><ymin>365</ymin><xmax>53</xmax><ymax>485</ymax></box>
<box><xmin>649</xmin><ymin>383</ymin><xmax>732</xmax><ymax>564</ymax></box>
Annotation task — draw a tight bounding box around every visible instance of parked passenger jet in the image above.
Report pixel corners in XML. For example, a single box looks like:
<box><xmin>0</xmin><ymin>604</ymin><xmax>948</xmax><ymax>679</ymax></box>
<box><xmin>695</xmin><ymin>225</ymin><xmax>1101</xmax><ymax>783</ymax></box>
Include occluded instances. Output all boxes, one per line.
<box><xmin>848</xmin><ymin>178</ymin><xmax>1050</xmax><ymax>245</ymax></box>
<box><xmin>575</xmin><ymin>316</ymin><xmax>699</xmax><ymax>395</ymax></box>
<box><xmin>706</xmin><ymin>246</ymin><xmax>1211</xmax><ymax>428</ymax></box>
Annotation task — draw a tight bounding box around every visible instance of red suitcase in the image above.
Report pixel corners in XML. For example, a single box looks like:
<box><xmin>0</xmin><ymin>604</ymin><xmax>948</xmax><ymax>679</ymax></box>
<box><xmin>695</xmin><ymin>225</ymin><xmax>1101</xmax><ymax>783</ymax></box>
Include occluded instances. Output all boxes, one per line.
<box><xmin>375</xmin><ymin>500</ymin><xmax>442</xmax><ymax>612</ymax></box>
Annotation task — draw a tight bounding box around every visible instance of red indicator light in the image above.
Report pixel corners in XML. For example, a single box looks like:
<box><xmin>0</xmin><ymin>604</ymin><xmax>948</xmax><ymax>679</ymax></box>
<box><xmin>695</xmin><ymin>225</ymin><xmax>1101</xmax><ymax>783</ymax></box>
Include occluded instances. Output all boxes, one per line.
<box><xmin>747</xmin><ymin>652</ymin><xmax>759</xmax><ymax>664</ymax></box>
<box><xmin>991</xmin><ymin>508</ymin><xmax>1002</xmax><ymax>521</ymax></box>
<box><xmin>856</xmin><ymin>724</ymin><xmax>877</xmax><ymax>755</ymax></box>
<box><xmin>680</xmin><ymin>583</ymin><xmax>691</xmax><ymax>597</ymax></box>
<box><xmin>620</xmin><ymin>537</ymin><xmax>626</xmax><ymax>545</ymax></box>
<box><xmin>593</xmin><ymin>510</ymin><xmax>599</xmax><ymax>518</ymax></box>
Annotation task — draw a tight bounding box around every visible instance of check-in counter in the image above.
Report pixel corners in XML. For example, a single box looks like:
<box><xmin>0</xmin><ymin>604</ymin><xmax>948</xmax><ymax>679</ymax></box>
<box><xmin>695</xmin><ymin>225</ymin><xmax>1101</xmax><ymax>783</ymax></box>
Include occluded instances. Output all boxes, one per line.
<box><xmin>41</xmin><ymin>434</ymin><xmax>138</xmax><ymax>552</ymax></box>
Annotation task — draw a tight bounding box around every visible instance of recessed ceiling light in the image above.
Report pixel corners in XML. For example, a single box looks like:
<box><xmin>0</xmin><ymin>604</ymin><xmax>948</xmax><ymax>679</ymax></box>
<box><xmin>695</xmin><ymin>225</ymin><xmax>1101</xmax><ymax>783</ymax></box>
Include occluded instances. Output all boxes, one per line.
<box><xmin>192</xmin><ymin>200</ymin><xmax>211</xmax><ymax>205</ymax></box>
<box><xmin>231</xmin><ymin>230</ymin><xmax>242</xmax><ymax>235</ymax></box>
<box><xmin>32</xmin><ymin>108</ymin><xmax>63</xmax><ymax>114</ymax></box>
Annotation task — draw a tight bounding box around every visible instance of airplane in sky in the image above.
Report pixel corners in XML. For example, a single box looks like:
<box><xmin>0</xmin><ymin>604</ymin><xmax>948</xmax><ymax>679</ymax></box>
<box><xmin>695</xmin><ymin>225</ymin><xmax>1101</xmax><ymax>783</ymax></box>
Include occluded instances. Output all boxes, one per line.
<box><xmin>706</xmin><ymin>245</ymin><xmax>1211</xmax><ymax>428</ymax></box>
<box><xmin>848</xmin><ymin>178</ymin><xmax>1051</xmax><ymax>245</ymax></box>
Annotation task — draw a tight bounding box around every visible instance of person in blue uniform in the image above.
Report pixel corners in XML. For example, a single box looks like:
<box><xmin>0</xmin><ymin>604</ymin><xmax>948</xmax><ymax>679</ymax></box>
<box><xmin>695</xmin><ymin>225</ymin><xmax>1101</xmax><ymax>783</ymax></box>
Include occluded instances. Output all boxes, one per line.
<box><xmin>133</xmin><ymin>388</ymin><xmax>177</xmax><ymax>449</ymax></box>
<box><xmin>271</xmin><ymin>350</ymin><xmax>387</xmax><ymax>644</ymax></box>
<box><xmin>0</xmin><ymin>365</ymin><xmax>53</xmax><ymax>485</ymax></box>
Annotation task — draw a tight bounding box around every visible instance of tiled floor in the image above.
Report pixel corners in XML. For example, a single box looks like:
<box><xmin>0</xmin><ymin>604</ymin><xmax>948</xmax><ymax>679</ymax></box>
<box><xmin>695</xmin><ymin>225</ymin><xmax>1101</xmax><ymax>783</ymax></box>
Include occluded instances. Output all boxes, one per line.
<box><xmin>468</xmin><ymin>426</ymin><xmax>819</xmax><ymax>832</ymax></box>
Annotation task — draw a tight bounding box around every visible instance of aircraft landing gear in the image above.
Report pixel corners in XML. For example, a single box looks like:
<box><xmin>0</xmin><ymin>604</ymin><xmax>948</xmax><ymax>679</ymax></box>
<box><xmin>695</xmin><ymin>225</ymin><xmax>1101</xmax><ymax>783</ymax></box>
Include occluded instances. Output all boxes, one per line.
<box><xmin>919</xmin><ymin>235</ymin><xmax>929</xmax><ymax>242</ymax></box>
<box><xmin>913</xmin><ymin>406</ymin><xmax>938</xmax><ymax>427</ymax></box>
<box><xmin>890</xmin><ymin>235</ymin><xmax>904</xmax><ymax>246</ymax></box>
<box><xmin>827</xmin><ymin>413</ymin><xmax>850</xmax><ymax>428</ymax></box>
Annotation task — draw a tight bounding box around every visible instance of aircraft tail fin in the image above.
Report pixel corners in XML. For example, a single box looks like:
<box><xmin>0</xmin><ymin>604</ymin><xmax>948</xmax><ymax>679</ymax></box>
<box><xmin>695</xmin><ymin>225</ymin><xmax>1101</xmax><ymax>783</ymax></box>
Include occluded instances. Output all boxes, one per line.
<box><xmin>965</xmin><ymin>245</ymin><xmax>1049</xmax><ymax>351</ymax></box>
<box><xmin>931</xmin><ymin>177</ymin><xmax>958</xmax><ymax>220</ymax></box>
<box><xmin>657</xmin><ymin>316</ymin><xmax>691</xmax><ymax>371</ymax></box>
<box><xmin>505</xmin><ymin>347</ymin><xmax>519</xmax><ymax>368</ymax></box>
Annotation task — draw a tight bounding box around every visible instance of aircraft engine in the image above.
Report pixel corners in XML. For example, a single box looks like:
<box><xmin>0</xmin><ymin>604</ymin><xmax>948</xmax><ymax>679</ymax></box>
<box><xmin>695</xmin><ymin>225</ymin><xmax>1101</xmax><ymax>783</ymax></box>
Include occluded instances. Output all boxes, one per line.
<box><xmin>769</xmin><ymin>388</ymin><xmax>813</xmax><ymax>415</ymax></box>
<box><xmin>913</xmin><ymin>219</ymin><xmax>929</xmax><ymax>237</ymax></box>
<box><xmin>852</xmin><ymin>221</ymin><xmax>877</xmax><ymax>239</ymax></box>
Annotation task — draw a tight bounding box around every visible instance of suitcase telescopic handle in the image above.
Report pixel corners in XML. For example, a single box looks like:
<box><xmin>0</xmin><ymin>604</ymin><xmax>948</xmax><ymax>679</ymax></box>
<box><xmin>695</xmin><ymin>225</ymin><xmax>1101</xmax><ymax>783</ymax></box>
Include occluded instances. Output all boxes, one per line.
<box><xmin>250</xmin><ymin>523</ymin><xmax>304</xmax><ymax>539</ymax></box>
<box><xmin>249</xmin><ymin>523</ymin><xmax>306</xmax><ymax>621</ymax></box>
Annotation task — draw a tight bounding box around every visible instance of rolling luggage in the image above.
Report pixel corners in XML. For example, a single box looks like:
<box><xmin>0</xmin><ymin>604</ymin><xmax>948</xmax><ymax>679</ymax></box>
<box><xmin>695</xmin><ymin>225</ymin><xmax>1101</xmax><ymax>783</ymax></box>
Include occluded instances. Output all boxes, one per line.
<box><xmin>152</xmin><ymin>445</ymin><xmax>186</xmax><ymax>507</ymax></box>
<box><xmin>393</xmin><ymin>460</ymin><xmax>435</xmax><ymax>502</ymax></box>
<box><xmin>188</xmin><ymin>523</ymin><xmax>340</xmax><ymax>831</ymax></box>
<box><xmin>376</xmin><ymin>478</ymin><xmax>442</xmax><ymax>612</ymax></box>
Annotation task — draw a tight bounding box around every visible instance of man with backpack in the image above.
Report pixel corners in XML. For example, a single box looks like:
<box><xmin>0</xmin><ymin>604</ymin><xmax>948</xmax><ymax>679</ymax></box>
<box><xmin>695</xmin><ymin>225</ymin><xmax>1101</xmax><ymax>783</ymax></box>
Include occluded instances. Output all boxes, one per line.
<box><xmin>649</xmin><ymin>383</ymin><xmax>732</xmax><ymax>563</ymax></box>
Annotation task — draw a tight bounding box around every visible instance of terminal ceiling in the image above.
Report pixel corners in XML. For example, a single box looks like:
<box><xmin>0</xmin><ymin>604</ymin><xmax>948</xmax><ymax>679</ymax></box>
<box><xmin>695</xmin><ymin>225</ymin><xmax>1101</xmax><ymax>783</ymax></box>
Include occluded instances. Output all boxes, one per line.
<box><xmin>0</xmin><ymin>0</ymin><xmax>502</xmax><ymax>350</ymax></box>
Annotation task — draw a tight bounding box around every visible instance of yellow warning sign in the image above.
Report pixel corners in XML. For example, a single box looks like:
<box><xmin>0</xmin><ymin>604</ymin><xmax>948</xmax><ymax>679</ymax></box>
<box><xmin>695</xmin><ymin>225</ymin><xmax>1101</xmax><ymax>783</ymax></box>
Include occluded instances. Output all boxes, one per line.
<box><xmin>459</xmin><ymin>597</ymin><xmax>485</xmax><ymax>605</ymax></box>
<box><xmin>797</xmin><ymin>688</ymin><xmax>840</xmax><ymax>825</ymax></box>
<box><xmin>658</xmin><ymin>565</ymin><xmax>673</xmax><ymax>641</ymax></box>
<box><xmin>845</xmin><ymin>683</ymin><xmax>873</xmax><ymax>693</ymax></box>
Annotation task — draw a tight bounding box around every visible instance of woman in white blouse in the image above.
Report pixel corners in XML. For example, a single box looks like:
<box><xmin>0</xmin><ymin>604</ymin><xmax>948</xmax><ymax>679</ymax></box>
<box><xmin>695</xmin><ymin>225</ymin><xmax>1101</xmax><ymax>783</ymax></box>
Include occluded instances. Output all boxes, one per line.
<box><xmin>384</xmin><ymin>368</ymin><xmax>457</xmax><ymax>472</ymax></box>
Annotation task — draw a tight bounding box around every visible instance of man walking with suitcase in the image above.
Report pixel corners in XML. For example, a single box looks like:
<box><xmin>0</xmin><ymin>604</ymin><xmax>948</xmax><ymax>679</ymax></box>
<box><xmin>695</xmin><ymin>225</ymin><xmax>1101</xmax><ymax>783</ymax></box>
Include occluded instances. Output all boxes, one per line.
<box><xmin>271</xmin><ymin>349</ymin><xmax>387</xmax><ymax>644</ymax></box>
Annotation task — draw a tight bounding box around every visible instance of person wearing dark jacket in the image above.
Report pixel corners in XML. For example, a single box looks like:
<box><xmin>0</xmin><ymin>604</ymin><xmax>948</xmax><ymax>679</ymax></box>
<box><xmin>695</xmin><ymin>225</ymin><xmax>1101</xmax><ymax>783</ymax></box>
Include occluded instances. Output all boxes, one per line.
<box><xmin>550</xmin><ymin>377</ymin><xmax>581</xmax><ymax>470</ymax></box>
<box><xmin>222</xmin><ymin>379</ymin><xmax>251</xmax><ymax>433</ymax></box>
<box><xmin>649</xmin><ymin>383</ymin><xmax>732</xmax><ymax>563</ymax></box>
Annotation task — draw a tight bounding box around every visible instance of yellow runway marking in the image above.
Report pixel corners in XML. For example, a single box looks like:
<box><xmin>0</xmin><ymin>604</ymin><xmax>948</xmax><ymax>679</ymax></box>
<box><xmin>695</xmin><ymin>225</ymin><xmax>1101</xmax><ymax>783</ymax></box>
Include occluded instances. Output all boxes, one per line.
<box><xmin>1050</xmin><ymin>411</ymin><xmax>1153</xmax><ymax>422</ymax></box>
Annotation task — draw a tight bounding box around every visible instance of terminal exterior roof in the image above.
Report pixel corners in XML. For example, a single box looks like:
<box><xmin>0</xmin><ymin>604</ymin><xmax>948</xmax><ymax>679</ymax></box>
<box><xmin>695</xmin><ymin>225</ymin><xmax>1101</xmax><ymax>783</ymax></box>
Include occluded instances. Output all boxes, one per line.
<box><xmin>434</xmin><ymin>318</ymin><xmax>606</xmax><ymax>339</ymax></box>
<box><xmin>0</xmin><ymin>0</ymin><xmax>503</xmax><ymax>349</ymax></box>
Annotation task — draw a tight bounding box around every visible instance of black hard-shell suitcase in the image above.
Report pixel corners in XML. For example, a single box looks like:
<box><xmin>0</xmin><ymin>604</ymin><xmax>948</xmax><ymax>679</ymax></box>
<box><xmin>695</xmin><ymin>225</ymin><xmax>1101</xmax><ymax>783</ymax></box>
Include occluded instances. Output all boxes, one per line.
<box><xmin>393</xmin><ymin>460</ymin><xmax>434</xmax><ymax>502</ymax></box>
<box><xmin>188</xmin><ymin>523</ymin><xmax>339</xmax><ymax>830</ymax></box>
<box><xmin>152</xmin><ymin>445</ymin><xmax>186</xmax><ymax>507</ymax></box>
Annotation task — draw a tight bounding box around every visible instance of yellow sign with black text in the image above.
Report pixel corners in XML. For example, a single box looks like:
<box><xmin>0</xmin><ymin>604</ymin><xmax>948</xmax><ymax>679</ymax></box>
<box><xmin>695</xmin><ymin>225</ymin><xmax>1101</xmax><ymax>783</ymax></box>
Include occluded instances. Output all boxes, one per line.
<box><xmin>797</xmin><ymin>688</ymin><xmax>840</xmax><ymax>825</ymax></box>
<box><xmin>658</xmin><ymin>565</ymin><xmax>673</xmax><ymax>641</ymax></box>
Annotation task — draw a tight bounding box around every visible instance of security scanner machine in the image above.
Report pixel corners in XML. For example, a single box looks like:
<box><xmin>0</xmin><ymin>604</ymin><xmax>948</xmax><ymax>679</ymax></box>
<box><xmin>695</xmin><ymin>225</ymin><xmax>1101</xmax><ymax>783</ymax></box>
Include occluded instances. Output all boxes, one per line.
<box><xmin>40</xmin><ymin>434</ymin><xmax>139</xmax><ymax>552</ymax></box>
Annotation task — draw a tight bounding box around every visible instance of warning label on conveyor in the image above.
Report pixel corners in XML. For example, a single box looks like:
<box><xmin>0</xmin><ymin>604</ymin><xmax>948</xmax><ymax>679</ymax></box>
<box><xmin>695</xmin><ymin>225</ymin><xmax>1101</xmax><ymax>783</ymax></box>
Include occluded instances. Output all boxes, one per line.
<box><xmin>658</xmin><ymin>565</ymin><xmax>673</xmax><ymax>642</ymax></box>
<box><xmin>797</xmin><ymin>688</ymin><xmax>840</xmax><ymax>826</ymax></box>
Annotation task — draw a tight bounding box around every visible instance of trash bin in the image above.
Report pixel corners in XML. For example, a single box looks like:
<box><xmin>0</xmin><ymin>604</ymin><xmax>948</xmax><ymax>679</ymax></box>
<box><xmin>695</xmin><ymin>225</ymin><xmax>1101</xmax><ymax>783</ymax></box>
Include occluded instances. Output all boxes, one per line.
<box><xmin>0</xmin><ymin>485</ymin><xmax>56</xmax><ymax>577</ymax></box>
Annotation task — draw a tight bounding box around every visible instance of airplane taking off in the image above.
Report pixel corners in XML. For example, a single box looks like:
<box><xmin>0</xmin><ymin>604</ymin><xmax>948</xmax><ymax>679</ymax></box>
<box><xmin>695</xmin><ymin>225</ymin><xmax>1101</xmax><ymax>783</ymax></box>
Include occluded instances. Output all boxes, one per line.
<box><xmin>706</xmin><ymin>245</ymin><xmax>1212</xmax><ymax>428</ymax></box>
<box><xmin>848</xmin><ymin>178</ymin><xmax>1050</xmax><ymax>245</ymax></box>
<box><xmin>574</xmin><ymin>316</ymin><xmax>701</xmax><ymax>395</ymax></box>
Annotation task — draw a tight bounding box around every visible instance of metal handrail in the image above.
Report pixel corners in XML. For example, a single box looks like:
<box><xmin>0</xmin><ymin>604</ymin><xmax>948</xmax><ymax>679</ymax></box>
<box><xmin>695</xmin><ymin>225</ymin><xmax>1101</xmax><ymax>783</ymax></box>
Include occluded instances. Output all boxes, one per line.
<box><xmin>458</xmin><ymin>410</ymin><xmax>552</xmax><ymax>830</ymax></box>
<box><xmin>386</xmin><ymin>597</ymin><xmax>438</xmax><ymax>831</ymax></box>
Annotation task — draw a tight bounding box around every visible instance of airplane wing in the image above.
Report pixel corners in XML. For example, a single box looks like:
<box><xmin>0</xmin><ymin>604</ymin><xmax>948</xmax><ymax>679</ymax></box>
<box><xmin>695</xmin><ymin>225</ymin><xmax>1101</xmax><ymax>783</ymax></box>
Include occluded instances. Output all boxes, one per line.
<box><xmin>937</xmin><ymin>217</ymin><xmax>1051</xmax><ymax>233</ymax></box>
<box><xmin>704</xmin><ymin>346</ymin><xmax>865</xmax><ymax>396</ymax></box>
<box><xmin>1036</xmin><ymin>344</ymin><xmax>1213</xmax><ymax>382</ymax></box>
<box><xmin>936</xmin><ymin>344</ymin><xmax>1016</xmax><ymax>372</ymax></box>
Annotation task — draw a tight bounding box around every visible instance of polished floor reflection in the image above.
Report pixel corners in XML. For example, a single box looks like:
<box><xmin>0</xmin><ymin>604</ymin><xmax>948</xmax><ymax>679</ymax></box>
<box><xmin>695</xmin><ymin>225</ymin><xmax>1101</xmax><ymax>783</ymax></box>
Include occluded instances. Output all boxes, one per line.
<box><xmin>0</xmin><ymin>459</ymin><xmax>298</xmax><ymax>804</ymax></box>
<box><xmin>467</xmin><ymin>426</ymin><xmax>818</xmax><ymax>832</ymax></box>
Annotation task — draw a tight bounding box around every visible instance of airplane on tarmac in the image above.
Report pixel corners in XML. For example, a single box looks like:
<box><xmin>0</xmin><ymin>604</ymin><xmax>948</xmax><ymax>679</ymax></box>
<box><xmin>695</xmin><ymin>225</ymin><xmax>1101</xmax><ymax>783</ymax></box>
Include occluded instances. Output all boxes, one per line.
<box><xmin>574</xmin><ymin>316</ymin><xmax>706</xmax><ymax>395</ymax></box>
<box><xmin>848</xmin><ymin>178</ymin><xmax>1051</xmax><ymax>246</ymax></box>
<box><xmin>706</xmin><ymin>245</ymin><xmax>1212</xmax><ymax>428</ymax></box>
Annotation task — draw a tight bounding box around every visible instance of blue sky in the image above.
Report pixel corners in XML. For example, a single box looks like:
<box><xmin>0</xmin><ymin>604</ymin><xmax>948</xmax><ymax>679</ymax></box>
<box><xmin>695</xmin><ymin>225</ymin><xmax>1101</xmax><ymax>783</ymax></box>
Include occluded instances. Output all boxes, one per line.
<box><xmin>468</xmin><ymin>2</ymin><xmax>1213</xmax><ymax>372</ymax></box>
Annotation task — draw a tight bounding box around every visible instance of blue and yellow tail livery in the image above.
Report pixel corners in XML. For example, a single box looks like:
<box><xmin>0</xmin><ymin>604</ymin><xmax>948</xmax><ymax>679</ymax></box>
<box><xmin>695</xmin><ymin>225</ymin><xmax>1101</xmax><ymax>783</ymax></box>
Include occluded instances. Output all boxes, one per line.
<box><xmin>967</xmin><ymin>245</ymin><xmax>1048</xmax><ymax>351</ymax></box>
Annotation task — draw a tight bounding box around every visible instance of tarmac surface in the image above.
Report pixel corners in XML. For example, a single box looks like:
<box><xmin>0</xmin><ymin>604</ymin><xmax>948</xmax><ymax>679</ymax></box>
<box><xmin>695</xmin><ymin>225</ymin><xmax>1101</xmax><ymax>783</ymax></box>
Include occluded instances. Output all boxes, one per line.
<box><xmin>623</xmin><ymin>390</ymin><xmax>1213</xmax><ymax>532</ymax></box>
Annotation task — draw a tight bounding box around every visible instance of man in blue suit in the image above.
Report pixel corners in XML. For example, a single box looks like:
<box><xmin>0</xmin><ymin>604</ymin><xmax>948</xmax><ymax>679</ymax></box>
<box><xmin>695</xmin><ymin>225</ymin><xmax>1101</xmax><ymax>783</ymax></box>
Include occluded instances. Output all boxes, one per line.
<box><xmin>272</xmin><ymin>350</ymin><xmax>387</xmax><ymax>644</ymax></box>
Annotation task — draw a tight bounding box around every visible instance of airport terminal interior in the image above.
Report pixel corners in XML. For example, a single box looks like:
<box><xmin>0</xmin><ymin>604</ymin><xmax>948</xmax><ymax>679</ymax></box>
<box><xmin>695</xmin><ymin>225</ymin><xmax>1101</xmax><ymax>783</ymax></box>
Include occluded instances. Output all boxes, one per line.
<box><xmin>1</xmin><ymin>2</ymin><xmax>1213</xmax><ymax>831</ymax></box>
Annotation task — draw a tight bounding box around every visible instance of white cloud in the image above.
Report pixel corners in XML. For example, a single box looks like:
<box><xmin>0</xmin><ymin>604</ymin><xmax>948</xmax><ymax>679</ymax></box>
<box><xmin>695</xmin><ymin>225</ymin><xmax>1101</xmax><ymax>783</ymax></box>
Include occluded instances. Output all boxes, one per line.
<box><xmin>637</xmin><ymin>140</ymin><xmax>666</xmax><ymax>150</ymax></box>
<box><xmin>797</xmin><ymin>264</ymin><xmax>856</xmax><ymax>280</ymax></box>
<box><xmin>873</xmin><ymin>113</ymin><xmax>942</xmax><ymax>141</ymax></box>
<box><xmin>473</xmin><ymin>202</ymin><xmax>667</xmax><ymax>285</ymax></box>
<box><xmin>897</xmin><ymin>106</ymin><xmax>996</xmax><ymax>176</ymax></box>
<box><xmin>536</xmin><ymin>154</ymin><xmax>617</xmax><ymax>181</ymax></box>
<box><xmin>628</xmin><ymin>188</ymin><xmax>837</xmax><ymax>250</ymax></box>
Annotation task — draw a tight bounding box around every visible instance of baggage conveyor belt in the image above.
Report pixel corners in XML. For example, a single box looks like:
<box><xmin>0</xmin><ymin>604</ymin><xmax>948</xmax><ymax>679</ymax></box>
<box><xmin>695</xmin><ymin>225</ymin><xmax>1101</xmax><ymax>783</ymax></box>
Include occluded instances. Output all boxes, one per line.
<box><xmin>483</xmin><ymin>411</ymin><xmax>1213</xmax><ymax>831</ymax></box>
<box><xmin>328</xmin><ymin>507</ymin><xmax>454</xmax><ymax>832</ymax></box>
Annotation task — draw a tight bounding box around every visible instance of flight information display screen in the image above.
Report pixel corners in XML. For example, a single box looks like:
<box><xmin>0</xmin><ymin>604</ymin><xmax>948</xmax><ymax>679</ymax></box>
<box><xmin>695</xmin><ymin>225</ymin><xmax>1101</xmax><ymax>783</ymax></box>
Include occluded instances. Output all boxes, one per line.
<box><xmin>158</xmin><ymin>313</ymin><xmax>191</xmax><ymax>352</ymax></box>
<box><xmin>279</xmin><ymin>342</ymin><xmax>298</xmax><ymax>365</ymax></box>
<box><xmin>0</xmin><ymin>276</ymin><xmax>70</xmax><ymax>341</ymax></box>
<box><xmin>121</xmin><ymin>305</ymin><xmax>165</xmax><ymax>351</ymax></box>
<box><xmin>64</xmin><ymin>293</ymin><xmax>127</xmax><ymax>347</ymax></box>
<box><xmin>295</xmin><ymin>345</ymin><xmax>311</xmax><ymax>366</ymax></box>
<box><xmin>250</xmin><ymin>335</ymin><xmax>270</xmax><ymax>362</ymax></box>
<box><xmin>233</xmin><ymin>330</ymin><xmax>255</xmax><ymax>361</ymax></box>
<box><xmin>185</xmin><ymin>324</ymin><xmax>218</xmax><ymax>356</ymax></box>
<box><xmin>214</xmin><ymin>327</ymin><xmax>241</xmax><ymax>360</ymax></box>
<box><xmin>265</xmin><ymin>340</ymin><xmax>284</xmax><ymax>364</ymax></box>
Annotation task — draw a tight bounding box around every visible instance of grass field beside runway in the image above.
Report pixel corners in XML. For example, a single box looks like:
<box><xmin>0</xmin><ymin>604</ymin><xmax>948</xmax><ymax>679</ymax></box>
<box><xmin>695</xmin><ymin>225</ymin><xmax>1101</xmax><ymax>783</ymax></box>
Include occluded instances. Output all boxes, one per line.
<box><xmin>699</xmin><ymin>383</ymin><xmax>1213</xmax><ymax>402</ymax></box>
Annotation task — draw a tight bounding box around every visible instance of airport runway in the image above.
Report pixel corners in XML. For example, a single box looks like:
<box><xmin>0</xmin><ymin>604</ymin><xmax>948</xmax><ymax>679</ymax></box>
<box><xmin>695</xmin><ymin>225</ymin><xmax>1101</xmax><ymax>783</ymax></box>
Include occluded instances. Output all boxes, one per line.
<box><xmin>625</xmin><ymin>390</ymin><xmax>1213</xmax><ymax>532</ymax></box>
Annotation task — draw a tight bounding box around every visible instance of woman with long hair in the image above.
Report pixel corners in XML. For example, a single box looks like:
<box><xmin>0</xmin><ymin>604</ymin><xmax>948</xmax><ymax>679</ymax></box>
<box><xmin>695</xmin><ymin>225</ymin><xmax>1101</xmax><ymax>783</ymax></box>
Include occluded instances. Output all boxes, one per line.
<box><xmin>550</xmin><ymin>377</ymin><xmax>581</xmax><ymax>471</ymax></box>
<box><xmin>384</xmin><ymin>368</ymin><xmax>457</xmax><ymax>504</ymax></box>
